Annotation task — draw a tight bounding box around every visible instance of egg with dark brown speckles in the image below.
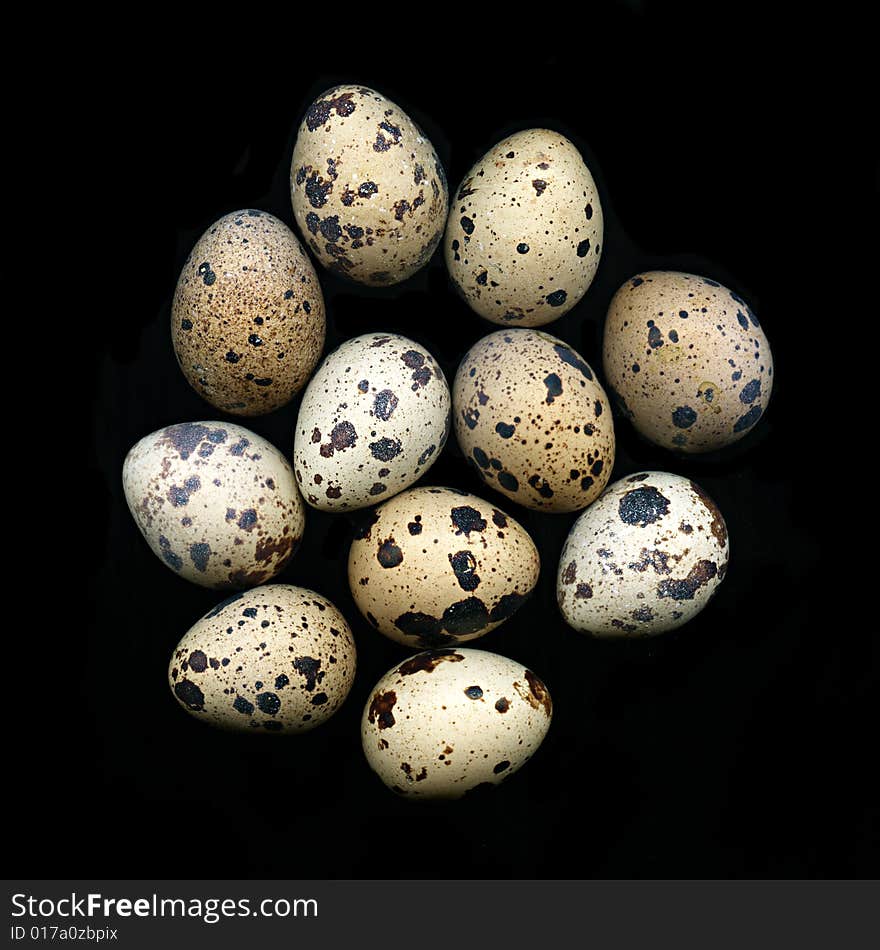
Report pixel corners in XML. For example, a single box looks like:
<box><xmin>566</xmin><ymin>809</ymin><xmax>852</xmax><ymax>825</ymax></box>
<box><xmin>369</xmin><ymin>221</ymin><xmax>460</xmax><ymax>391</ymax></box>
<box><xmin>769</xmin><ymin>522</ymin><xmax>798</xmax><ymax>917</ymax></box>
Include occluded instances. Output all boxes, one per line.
<box><xmin>362</xmin><ymin>648</ymin><xmax>552</xmax><ymax>799</ymax></box>
<box><xmin>348</xmin><ymin>487</ymin><xmax>539</xmax><ymax>648</ymax></box>
<box><xmin>293</xmin><ymin>333</ymin><xmax>451</xmax><ymax>511</ymax></box>
<box><xmin>123</xmin><ymin>422</ymin><xmax>304</xmax><ymax>588</ymax></box>
<box><xmin>603</xmin><ymin>271</ymin><xmax>773</xmax><ymax>452</ymax></box>
<box><xmin>445</xmin><ymin>129</ymin><xmax>603</xmax><ymax>326</ymax></box>
<box><xmin>557</xmin><ymin>471</ymin><xmax>729</xmax><ymax>637</ymax></box>
<box><xmin>291</xmin><ymin>85</ymin><xmax>449</xmax><ymax>286</ymax></box>
<box><xmin>169</xmin><ymin>585</ymin><xmax>356</xmax><ymax>733</ymax></box>
<box><xmin>171</xmin><ymin>210</ymin><xmax>325</xmax><ymax>415</ymax></box>
<box><xmin>453</xmin><ymin>329</ymin><xmax>615</xmax><ymax>512</ymax></box>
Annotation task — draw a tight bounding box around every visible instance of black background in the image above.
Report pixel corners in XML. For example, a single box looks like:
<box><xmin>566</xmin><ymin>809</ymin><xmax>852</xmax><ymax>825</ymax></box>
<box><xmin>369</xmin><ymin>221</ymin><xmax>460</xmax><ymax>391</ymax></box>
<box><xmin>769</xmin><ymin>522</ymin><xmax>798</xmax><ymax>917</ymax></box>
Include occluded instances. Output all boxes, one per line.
<box><xmin>18</xmin><ymin>3</ymin><xmax>875</xmax><ymax>879</ymax></box>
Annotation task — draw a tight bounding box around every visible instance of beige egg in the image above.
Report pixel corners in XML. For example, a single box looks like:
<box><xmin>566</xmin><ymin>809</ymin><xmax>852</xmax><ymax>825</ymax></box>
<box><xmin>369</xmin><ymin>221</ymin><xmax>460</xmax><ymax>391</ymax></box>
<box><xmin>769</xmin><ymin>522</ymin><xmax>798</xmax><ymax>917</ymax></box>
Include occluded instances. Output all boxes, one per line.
<box><xmin>348</xmin><ymin>487</ymin><xmax>539</xmax><ymax>648</ymax></box>
<box><xmin>169</xmin><ymin>585</ymin><xmax>356</xmax><ymax>733</ymax></box>
<box><xmin>444</xmin><ymin>129</ymin><xmax>603</xmax><ymax>326</ymax></box>
<box><xmin>171</xmin><ymin>210</ymin><xmax>325</xmax><ymax>416</ymax></box>
<box><xmin>557</xmin><ymin>471</ymin><xmax>729</xmax><ymax>637</ymax></box>
<box><xmin>602</xmin><ymin>271</ymin><xmax>774</xmax><ymax>452</ymax></box>
<box><xmin>453</xmin><ymin>329</ymin><xmax>615</xmax><ymax>512</ymax></box>
<box><xmin>123</xmin><ymin>422</ymin><xmax>304</xmax><ymax>589</ymax></box>
<box><xmin>362</xmin><ymin>648</ymin><xmax>552</xmax><ymax>799</ymax></box>
<box><xmin>290</xmin><ymin>85</ymin><xmax>449</xmax><ymax>286</ymax></box>
<box><xmin>293</xmin><ymin>333</ymin><xmax>450</xmax><ymax>511</ymax></box>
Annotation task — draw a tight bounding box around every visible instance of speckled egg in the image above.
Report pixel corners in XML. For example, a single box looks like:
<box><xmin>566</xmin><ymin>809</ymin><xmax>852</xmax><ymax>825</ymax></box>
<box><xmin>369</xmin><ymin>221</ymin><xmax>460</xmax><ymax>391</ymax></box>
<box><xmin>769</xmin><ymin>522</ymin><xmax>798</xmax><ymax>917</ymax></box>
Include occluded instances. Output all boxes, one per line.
<box><xmin>444</xmin><ymin>129</ymin><xmax>603</xmax><ymax>326</ymax></box>
<box><xmin>348</xmin><ymin>487</ymin><xmax>539</xmax><ymax>648</ymax></box>
<box><xmin>603</xmin><ymin>271</ymin><xmax>773</xmax><ymax>452</ymax></box>
<box><xmin>362</xmin><ymin>648</ymin><xmax>552</xmax><ymax>799</ymax></box>
<box><xmin>293</xmin><ymin>333</ymin><xmax>451</xmax><ymax>511</ymax></box>
<box><xmin>290</xmin><ymin>85</ymin><xmax>449</xmax><ymax>286</ymax></box>
<box><xmin>171</xmin><ymin>210</ymin><xmax>325</xmax><ymax>415</ymax></box>
<box><xmin>123</xmin><ymin>421</ymin><xmax>304</xmax><ymax>588</ymax></box>
<box><xmin>169</xmin><ymin>585</ymin><xmax>356</xmax><ymax>733</ymax></box>
<box><xmin>557</xmin><ymin>471</ymin><xmax>729</xmax><ymax>637</ymax></box>
<box><xmin>453</xmin><ymin>329</ymin><xmax>615</xmax><ymax>512</ymax></box>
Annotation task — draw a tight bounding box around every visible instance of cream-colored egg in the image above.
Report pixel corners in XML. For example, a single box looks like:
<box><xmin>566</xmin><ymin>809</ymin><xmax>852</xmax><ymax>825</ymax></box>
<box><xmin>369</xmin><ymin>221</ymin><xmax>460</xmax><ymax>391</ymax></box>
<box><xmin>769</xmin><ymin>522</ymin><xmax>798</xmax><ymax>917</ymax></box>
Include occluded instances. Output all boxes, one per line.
<box><xmin>290</xmin><ymin>85</ymin><xmax>449</xmax><ymax>286</ymax></box>
<box><xmin>123</xmin><ymin>422</ymin><xmax>304</xmax><ymax>588</ymax></box>
<box><xmin>362</xmin><ymin>648</ymin><xmax>552</xmax><ymax>799</ymax></box>
<box><xmin>445</xmin><ymin>129</ymin><xmax>603</xmax><ymax>326</ymax></box>
<box><xmin>171</xmin><ymin>210</ymin><xmax>325</xmax><ymax>415</ymax></box>
<box><xmin>603</xmin><ymin>271</ymin><xmax>773</xmax><ymax>452</ymax></box>
<box><xmin>169</xmin><ymin>585</ymin><xmax>356</xmax><ymax>732</ymax></box>
<box><xmin>293</xmin><ymin>333</ymin><xmax>450</xmax><ymax>511</ymax></box>
<box><xmin>557</xmin><ymin>471</ymin><xmax>729</xmax><ymax>637</ymax></box>
<box><xmin>453</xmin><ymin>329</ymin><xmax>615</xmax><ymax>512</ymax></box>
<box><xmin>348</xmin><ymin>487</ymin><xmax>539</xmax><ymax>648</ymax></box>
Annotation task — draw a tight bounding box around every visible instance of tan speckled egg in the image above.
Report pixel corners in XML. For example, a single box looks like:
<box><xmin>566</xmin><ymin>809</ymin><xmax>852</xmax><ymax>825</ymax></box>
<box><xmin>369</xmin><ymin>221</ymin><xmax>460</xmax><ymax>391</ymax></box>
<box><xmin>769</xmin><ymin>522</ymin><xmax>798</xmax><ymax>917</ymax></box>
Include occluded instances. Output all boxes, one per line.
<box><xmin>169</xmin><ymin>585</ymin><xmax>356</xmax><ymax>733</ymax></box>
<box><xmin>444</xmin><ymin>129</ymin><xmax>603</xmax><ymax>327</ymax></box>
<box><xmin>453</xmin><ymin>329</ymin><xmax>615</xmax><ymax>513</ymax></box>
<box><xmin>557</xmin><ymin>471</ymin><xmax>729</xmax><ymax>638</ymax></box>
<box><xmin>603</xmin><ymin>271</ymin><xmax>774</xmax><ymax>452</ymax></box>
<box><xmin>293</xmin><ymin>333</ymin><xmax>451</xmax><ymax>511</ymax></box>
<box><xmin>290</xmin><ymin>85</ymin><xmax>449</xmax><ymax>286</ymax></box>
<box><xmin>348</xmin><ymin>487</ymin><xmax>540</xmax><ymax>648</ymax></box>
<box><xmin>123</xmin><ymin>422</ymin><xmax>304</xmax><ymax>589</ymax></box>
<box><xmin>171</xmin><ymin>210</ymin><xmax>325</xmax><ymax>415</ymax></box>
<box><xmin>361</xmin><ymin>648</ymin><xmax>552</xmax><ymax>799</ymax></box>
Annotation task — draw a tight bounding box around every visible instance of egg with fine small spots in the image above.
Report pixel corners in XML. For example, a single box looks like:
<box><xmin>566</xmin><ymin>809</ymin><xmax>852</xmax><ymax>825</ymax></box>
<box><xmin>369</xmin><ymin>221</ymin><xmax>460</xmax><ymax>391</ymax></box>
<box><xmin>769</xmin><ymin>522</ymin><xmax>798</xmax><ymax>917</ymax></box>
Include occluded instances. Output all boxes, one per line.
<box><xmin>445</xmin><ymin>129</ymin><xmax>603</xmax><ymax>326</ymax></box>
<box><xmin>169</xmin><ymin>585</ymin><xmax>356</xmax><ymax>733</ymax></box>
<box><xmin>603</xmin><ymin>271</ymin><xmax>774</xmax><ymax>452</ymax></box>
<box><xmin>348</xmin><ymin>487</ymin><xmax>540</xmax><ymax>648</ymax></box>
<box><xmin>557</xmin><ymin>472</ymin><xmax>729</xmax><ymax>637</ymax></box>
<box><xmin>362</xmin><ymin>648</ymin><xmax>552</xmax><ymax>799</ymax></box>
<box><xmin>291</xmin><ymin>84</ymin><xmax>449</xmax><ymax>286</ymax></box>
<box><xmin>123</xmin><ymin>422</ymin><xmax>304</xmax><ymax>589</ymax></box>
<box><xmin>453</xmin><ymin>329</ymin><xmax>615</xmax><ymax>512</ymax></box>
<box><xmin>171</xmin><ymin>210</ymin><xmax>325</xmax><ymax>415</ymax></box>
<box><xmin>293</xmin><ymin>333</ymin><xmax>451</xmax><ymax>511</ymax></box>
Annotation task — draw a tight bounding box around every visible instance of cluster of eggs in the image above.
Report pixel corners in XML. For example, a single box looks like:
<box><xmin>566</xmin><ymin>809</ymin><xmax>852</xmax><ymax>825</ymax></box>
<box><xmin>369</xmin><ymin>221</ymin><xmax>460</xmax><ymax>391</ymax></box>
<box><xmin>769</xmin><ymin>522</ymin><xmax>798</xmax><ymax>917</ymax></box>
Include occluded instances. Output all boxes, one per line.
<box><xmin>123</xmin><ymin>83</ymin><xmax>772</xmax><ymax>800</ymax></box>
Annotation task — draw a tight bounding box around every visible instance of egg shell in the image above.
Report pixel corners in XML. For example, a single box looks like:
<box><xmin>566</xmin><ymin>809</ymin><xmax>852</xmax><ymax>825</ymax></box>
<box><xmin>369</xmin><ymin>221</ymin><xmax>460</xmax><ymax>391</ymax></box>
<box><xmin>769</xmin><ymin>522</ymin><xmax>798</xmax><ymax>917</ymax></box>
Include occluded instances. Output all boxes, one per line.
<box><xmin>293</xmin><ymin>333</ymin><xmax>451</xmax><ymax>511</ymax></box>
<box><xmin>290</xmin><ymin>85</ymin><xmax>449</xmax><ymax>286</ymax></box>
<box><xmin>602</xmin><ymin>271</ymin><xmax>773</xmax><ymax>452</ymax></box>
<box><xmin>444</xmin><ymin>129</ymin><xmax>603</xmax><ymax>326</ymax></box>
<box><xmin>362</xmin><ymin>648</ymin><xmax>552</xmax><ymax>799</ymax></box>
<box><xmin>123</xmin><ymin>421</ymin><xmax>304</xmax><ymax>589</ymax></box>
<box><xmin>557</xmin><ymin>471</ymin><xmax>729</xmax><ymax>637</ymax></box>
<box><xmin>348</xmin><ymin>487</ymin><xmax>540</xmax><ymax>648</ymax></box>
<box><xmin>171</xmin><ymin>210</ymin><xmax>325</xmax><ymax>416</ymax></box>
<box><xmin>169</xmin><ymin>585</ymin><xmax>356</xmax><ymax>733</ymax></box>
<box><xmin>453</xmin><ymin>329</ymin><xmax>615</xmax><ymax>512</ymax></box>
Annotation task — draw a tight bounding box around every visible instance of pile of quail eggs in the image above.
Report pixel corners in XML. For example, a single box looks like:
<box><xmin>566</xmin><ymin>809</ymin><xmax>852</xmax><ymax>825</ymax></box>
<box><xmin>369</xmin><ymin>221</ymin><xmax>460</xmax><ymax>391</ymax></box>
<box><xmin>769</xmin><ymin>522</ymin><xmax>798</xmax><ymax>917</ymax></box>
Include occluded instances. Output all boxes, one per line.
<box><xmin>123</xmin><ymin>83</ymin><xmax>773</xmax><ymax>800</ymax></box>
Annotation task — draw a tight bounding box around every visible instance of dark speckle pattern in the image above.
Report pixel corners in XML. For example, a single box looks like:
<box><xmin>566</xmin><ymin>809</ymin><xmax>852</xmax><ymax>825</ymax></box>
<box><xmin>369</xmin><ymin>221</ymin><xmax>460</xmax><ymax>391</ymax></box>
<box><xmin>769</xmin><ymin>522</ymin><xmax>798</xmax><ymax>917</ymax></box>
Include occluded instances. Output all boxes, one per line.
<box><xmin>603</xmin><ymin>271</ymin><xmax>773</xmax><ymax>452</ymax></box>
<box><xmin>558</xmin><ymin>473</ymin><xmax>729</xmax><ymax>638</ymax></box>
<box><xmin>171</xmin><ymin>211</ymin><xmax>325</xmax><ymax>415</ymax></box>
<box><xmin>444</xmin><ymin>128</ymin><xmax>602</xmax><ymax>327</ymax></box>
<box><xmin>291</xmin><ymin>84</ymin><xmax>449</xmax><ymax>287</ymax></box>
<box><xmin>168</xmin><ymin>586</ymin><xmax>355</xmax><ymax>733</ymax></box>
<box><xmin>453</xmin><ymin>329</ymin><xmax>614</xmax><ymax>512</ymax></box>
<box><xmin>349</xmin><ymin>487</ymin><xmax>538</xmax><ymax>646</ymax></box>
